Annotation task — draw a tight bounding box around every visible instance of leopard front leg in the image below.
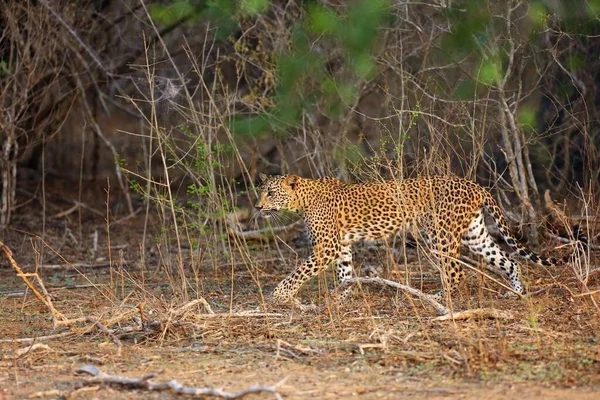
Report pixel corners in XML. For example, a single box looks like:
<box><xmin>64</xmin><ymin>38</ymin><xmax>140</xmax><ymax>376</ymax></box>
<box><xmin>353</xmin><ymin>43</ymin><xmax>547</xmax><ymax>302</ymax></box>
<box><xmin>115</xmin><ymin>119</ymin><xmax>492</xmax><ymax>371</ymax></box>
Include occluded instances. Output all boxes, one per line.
<box><xmin>271</xmin><ymin>241</ymin><xmax>341</xmax><ymax>306</ymax></box>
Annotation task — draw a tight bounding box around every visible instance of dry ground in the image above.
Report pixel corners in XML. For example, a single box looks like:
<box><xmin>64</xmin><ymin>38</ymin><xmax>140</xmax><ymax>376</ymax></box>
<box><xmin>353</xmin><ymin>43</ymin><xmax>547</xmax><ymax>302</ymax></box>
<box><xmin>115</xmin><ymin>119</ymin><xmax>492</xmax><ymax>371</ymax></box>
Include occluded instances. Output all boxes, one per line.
<box><xmin>1</xmin><ymin>196</ymin><xmax>600</xmax><ymax>399</ymax></box>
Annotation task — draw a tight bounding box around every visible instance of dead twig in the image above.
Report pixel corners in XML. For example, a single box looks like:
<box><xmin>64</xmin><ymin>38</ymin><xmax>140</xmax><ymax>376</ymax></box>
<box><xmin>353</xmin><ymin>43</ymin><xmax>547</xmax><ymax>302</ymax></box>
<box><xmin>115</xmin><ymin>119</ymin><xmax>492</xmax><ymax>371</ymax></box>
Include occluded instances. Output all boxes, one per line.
<box><xmin>0</xmin><ymin>241</ymin><xmax>138</xmax><ymax>348</ymax></box>
<box><xmin>28</xmin><ymin>389</ymin><xmax>62</xmax><ymax>399</ymax></box>
<box><xmin>340</xmin><ymin>277</ymin><xmax>514</xmax><ymax>321</ymax></box>
<box><xmin>193</xmin><ymin>311</ymin><xmax>285</xmax><ymax>319</ymax></box>
<box><xmin>341</xmin><ymin>276</ymin><xmax>448</xmax><ymax>315</ymax></box>
<box><xmin>25</xmin><ymin>262</ymin><xmax>112</xmax><ymax>271</ymax></box>
<box><xmin>275</xmin><ymin>339</ymin><xmax>322</xmax><ymax>360</ymax></box>
<box><xmin>0</xmin><ymin>240</ymin><xmax>66</xmax><ymax>326</ymax></box>
<box><xmin>85</xmin><ymin>317</ymin><xmax>123</xmax><ymax>356</ymax></box>
<box><xmin>1</xmin><ymin>284</ymin><xmax>100</xmax><ymax>297</ymax></box>
<box><xmin>0</xmin><ymin>331</ymin><xmax>76</xmax><ymax>343</ymax></box>
<box><xmin>3</xmin><ymin>343</ymin><xmax>53</xmax><ymax>360</ymax></box>
<box><xmin>50</xmin><ymin>200</ymin><xmax>104</xmax><ymax>219</ymax></box>
<box><xmin>432</xmin><ymin>308</ymin><xmax>513</xmax><ymax>321</ymax></box>
<box><xmin>76</xmin><ymin>365</ymin><xmax>286</xmax><ymax>399</ymax></box>
<box><xmin>172</xmin><ymin>298</ymin><xmax>215</xmax><ymax>317</ymax></box>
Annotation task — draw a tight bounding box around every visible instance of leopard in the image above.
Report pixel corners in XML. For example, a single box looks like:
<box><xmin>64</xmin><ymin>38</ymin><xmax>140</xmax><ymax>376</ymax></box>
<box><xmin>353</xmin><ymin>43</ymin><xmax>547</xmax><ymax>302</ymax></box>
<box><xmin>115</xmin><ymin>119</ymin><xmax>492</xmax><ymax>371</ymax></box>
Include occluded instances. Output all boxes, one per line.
<box><xmin>255</xmin><ymin>173</ymin><xmax>558</xmax><ymax>306</ymax></box>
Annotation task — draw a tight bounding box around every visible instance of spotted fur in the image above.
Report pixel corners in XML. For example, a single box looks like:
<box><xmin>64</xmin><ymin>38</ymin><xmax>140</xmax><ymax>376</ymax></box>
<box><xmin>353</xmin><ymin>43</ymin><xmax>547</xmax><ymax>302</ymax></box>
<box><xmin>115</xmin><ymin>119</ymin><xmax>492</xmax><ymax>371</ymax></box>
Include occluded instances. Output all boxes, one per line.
<box><xmin>255</xmin><ymin>173</ymin><xmax>557</xmax><ymax>305</ymax></box>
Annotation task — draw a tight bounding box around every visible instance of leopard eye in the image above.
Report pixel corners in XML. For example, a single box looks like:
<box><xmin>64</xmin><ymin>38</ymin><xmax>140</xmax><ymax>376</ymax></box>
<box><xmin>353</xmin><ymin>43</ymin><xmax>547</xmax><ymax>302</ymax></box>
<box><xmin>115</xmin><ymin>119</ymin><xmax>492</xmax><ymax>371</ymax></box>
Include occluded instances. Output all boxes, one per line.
<box><xmin>267</xmin><ymin>190</ymin><xmax>274</xmax><ymax>197</ymax></box>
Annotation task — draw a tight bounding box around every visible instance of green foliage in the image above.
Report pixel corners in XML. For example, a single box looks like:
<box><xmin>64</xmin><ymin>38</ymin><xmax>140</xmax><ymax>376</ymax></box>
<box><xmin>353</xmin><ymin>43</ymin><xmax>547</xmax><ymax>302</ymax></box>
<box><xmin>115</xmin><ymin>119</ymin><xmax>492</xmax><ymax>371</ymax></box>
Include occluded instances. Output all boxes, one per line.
<box><xmin>334</xmin><ymin>143</ymin><xmax>363</xmax><ymax>167</ymax></box>
<box><xmin>150</xmin><ymin>0</ymin><xmax>201</xmax><ymax>26</ymax></box>
<box><xmin>150</xmin><ymin>0</ymin><xmax>238</xmax><ymax>40</ymax></box>
<box><xmin>517</xmin><ymin>106</ymin><xmax>536</xmax><ymax>132</ymax></box>
<box><xmin>151</xmin><ymin>0</ymin><xmax>600</xmax><ymax>186</ymax></box>
<box><xmin>340</xmin><ymin>0</ymin><xmax>388</xmax><ymax>58</ymax></box>
<box><xmin>0</xmin><ymin>60</ymin><xmax>9</xmax><ymax>77</ymax></box>
<box><xmin>527</xmin><ymin>1</ymin><xmax>548</xmax><ymax>28</ymax></box>
<box><xmin>204</xmin><ymin>0</ymin><xmax>238</xmax><ymax>39</ymax></box>
<box><xmin>442</xmin><ymin>0</ymin><xmax>491</xmax><ymax>57</ymax></box>
<box><xmin>307</xmin><ymin>5</ymin><xmax>340</xmax><ymax>35</ymax></box>
<box><xmin>455</xmin><ymin>79</ymin><xmax>476</xmax><ymax>100</ymax></box>
<box><xmin>240</xmin><ymin>0</ymin><xmax>270</xmax><ymax>17</ymax></box>
<box><xmin>229</xmin><ymin>0</ymin><xmax>390</xmax><ymax>137</ymax></box>
<box><xmin>478</xmin><ymin>57</ymin><xmax>503</xmax><ymax>86</ymax></box>
<box><xmin>567</xmin><ymin>54</ymin><xmax>585</xmax><ymax>72</ymax></box>
<box><xmin>589</xmin><ymin>0</ymin><xmax>600</xmax><ymax>16</ymax></box>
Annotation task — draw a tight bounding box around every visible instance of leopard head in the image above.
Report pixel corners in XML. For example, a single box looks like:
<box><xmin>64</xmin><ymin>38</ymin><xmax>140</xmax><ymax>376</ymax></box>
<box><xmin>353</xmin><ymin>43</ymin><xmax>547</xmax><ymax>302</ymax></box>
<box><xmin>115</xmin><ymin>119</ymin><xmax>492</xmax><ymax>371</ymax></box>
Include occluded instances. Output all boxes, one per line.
<box><xmin>255</xmin><ymin>173</ymin><xmax>301</xmax><ymax>217</ymax></box>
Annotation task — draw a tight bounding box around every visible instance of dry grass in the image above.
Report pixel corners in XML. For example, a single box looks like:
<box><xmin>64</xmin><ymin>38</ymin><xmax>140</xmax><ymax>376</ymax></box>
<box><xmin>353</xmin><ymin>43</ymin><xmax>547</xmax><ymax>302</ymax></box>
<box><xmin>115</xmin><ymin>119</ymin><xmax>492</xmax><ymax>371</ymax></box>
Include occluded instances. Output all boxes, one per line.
<box><xmin>1</xmin><ymin>204</ymin><xmax>599</xmax><ymax>398</ymax></box>
<box><xmin>2</xmin><ymin>1</ymin><xmax>600</xmax><ymax>399</ymax></box>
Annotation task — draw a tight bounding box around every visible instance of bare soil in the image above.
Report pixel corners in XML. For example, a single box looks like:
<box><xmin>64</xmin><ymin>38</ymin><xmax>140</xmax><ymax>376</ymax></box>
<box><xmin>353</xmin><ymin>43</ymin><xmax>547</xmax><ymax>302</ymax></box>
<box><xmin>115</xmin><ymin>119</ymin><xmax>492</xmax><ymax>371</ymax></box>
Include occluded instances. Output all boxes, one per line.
<box><xmin>1</xmin><ymin>193</ymin><xmax>600</xmax><ymax>399</ymax></box>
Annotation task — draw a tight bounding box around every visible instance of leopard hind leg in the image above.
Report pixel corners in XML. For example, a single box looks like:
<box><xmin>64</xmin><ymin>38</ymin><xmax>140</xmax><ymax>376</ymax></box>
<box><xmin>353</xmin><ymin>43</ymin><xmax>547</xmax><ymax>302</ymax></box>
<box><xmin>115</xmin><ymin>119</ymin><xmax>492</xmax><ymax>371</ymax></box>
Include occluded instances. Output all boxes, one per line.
<box><xmin>335</xmin><ymin>244</ymin><xmax>354</xmax><ymax>301</ymax></box>
<box><xmin>423</xmin><ymin>230</ymin><xmax>464</xmax><ymax>300</ymax></box>
<box><xmin>462</xmin><ymin>210</ymin><xmax>524</xmax><ymax>294</ymax></box>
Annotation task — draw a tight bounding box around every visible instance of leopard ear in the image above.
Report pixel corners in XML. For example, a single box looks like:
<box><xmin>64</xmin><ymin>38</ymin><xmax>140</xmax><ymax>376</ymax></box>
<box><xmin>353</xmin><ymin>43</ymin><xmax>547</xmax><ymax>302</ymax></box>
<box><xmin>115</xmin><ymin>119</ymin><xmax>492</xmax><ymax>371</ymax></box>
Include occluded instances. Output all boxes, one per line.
<box><xmin>285</xmin><ymin>175</ymin><xmax>299</xmax><ymax>190</ymax></box>
<box><xmin>258</xmin><ymin>173</ymin><xmax>268</xmax><ymax>183</ymax></box>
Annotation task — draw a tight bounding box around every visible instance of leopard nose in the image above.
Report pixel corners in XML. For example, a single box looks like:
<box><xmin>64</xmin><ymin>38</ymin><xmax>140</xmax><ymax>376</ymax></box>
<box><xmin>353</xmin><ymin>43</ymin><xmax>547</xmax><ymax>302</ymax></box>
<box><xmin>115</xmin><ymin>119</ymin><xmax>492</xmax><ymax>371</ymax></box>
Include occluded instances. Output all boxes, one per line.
<box><xmin>255</xmin><ymin>205</ymin><xmax>263</xmax><ymax>211</ymax></box>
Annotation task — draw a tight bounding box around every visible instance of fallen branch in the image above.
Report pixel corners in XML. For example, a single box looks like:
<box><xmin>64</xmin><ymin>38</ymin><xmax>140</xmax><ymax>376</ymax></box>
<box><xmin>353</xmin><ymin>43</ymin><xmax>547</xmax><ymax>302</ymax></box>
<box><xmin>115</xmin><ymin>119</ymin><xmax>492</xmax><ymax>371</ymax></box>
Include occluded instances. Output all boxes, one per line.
<box><xmin>432</xmin><ymin>308</ymin><xmax>513</xmax><ymax>321</ymax></box>
<box><xmin>76</xmin><ymin>365</ymin><xmax>285</xmax><ymax>399</ymax></box>
<box><xmin>0</xmin><ymin>331</ymin><xmax>76</xmax><ymax>343</ymax></box>
<box><xmin>25</xmin><ymin>262</ymin><xmax>112</xmax><ymax>271</ymax></box>
<box><xmin>85</xmin><ymin>317</ymin><xmax>122</xmax><ymax>356</ymax></box>
<box><xmin>1</xmin><ymin>240</ymin><xmax>147</xmax><ymax>349</ymax></box>
<box><xmin>342</xmin><ymin>276</ymin><xmax>449</xmax><ymax>315</ymax></box>
<box><xmin>1</xmin><ymin>284</ymin><xmax>100</xmax><ymax>297</ymax></box>
<box><xmin>193</xmin><ymin>311</ymin><xmax>286</xmax><ymax>319</ymax></box>
<box><xmin>50</xmin><ymin>200</ymin><xmax>104</xmax><ymax>219</ymax></box>
<box><xmin>0</xmin><ymin>240</ymin><xmax>66</xmax><ymax>326</ymax></box>
<box><xmin>28</xmin><ymin>390</ymin><xmax>62</xmax><ymax>399</ymax></box>
<box><xmin>275</xmin><ymin>339</ymin><xmax>323</xmax><ymax>360</ymax></box>
<box><xmin>339</xmin><ymin>277</ymin><xmax>513</xmax><ymax>321</ymax></box>
<box><xmin>2</xmin><ymin>343</ymin><xmax>54</xmax><ymax>360</ymax></box>
<box><xmin>172</xmin><ymin>298</ymin><xmax>215</xmax><ymax>317</ymax></box>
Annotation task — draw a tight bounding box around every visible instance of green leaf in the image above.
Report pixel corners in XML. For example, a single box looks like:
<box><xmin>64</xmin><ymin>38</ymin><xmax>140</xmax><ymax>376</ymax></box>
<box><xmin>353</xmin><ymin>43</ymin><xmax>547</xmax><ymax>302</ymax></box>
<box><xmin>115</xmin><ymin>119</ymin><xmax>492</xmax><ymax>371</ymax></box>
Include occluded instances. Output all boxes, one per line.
<box><xmin>478</xmin><ymin>58</ymin><xmax>502</xmax><ymax>86</ymax></box>
<box><xmin>352</xmin><ymin>54</ymin><xmax>375</xmax><ymax>79</ymax></box>
<box><xmin>0</xmin><ymin>60</ymin><xmax>9</xmax><ymax>77</ymax></box>
<box><xmin>443</xmin><ymin>0</ymin><xmax>491</xmax><ymax>57</ymax></box>
<box><xmin>338</xmin><ymin>83</ymin><xmax>358</xmax><ymax>105</ymax></box>
<box><xmin>230</xmin><ymin>115</ymin><xmax>271</xmax><ymax>137</ymax></box>
<box><xmin>240</xmin><ymin>0</ymin><xmax>270</xmax><ymax>17</ymax></box>
<box><xmin>205</xmin><ymin>0</ymin><xmax>238</xmax><ymax>40</ymax></box>
<box><xmin>567</xmin><ymin>55</ymin><xmax>584</xmax><ymax>72</ymax></box>
<box><xmin>307</xmin><ymin>5</ymin><xmax>340</xmax><ymax>35</ymax></box>
<box><xmin>339</xmin><ymin>0</ymin><xmax>388</xmax><ymax>56</ymax></box>
<box><xmin>150</xmin><ymin>1</ymin><xmax>197</xmax><ymax>26</ymax></box>
<box><xmin>517</xmin><ymin>106</ymin><xmax>537</xmax><ymax>132</ymax></box>
<box><xmin>527</xmin><ymin>1</ymin><xmax>547</xmax><ymax>27</ymax></box>
<box><xmin>455</xmin><ymin>79</ymin><xmax>475</xmax><ymax>100</ymax></box>
<box><xmin>588</xmin><ymin>0</ymin><xmax>600</xmax><ymax>17</ymax></box>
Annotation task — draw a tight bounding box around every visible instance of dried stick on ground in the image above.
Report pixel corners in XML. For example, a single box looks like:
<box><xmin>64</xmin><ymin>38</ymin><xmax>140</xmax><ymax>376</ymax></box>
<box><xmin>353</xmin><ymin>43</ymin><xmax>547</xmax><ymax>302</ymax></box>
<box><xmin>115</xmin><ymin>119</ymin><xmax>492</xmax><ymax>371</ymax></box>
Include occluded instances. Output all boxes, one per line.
<box><xmin>341</xmin><ymin>277</ymin><xmax>513</xmax><ymax>321</ymax></box>
<box><xmin>3</xmin><ymin>343</ymin><xmax>53</xmax><ymax>360</ymax></box>
<box><xmin>432</xmin><ymin>308</ymin><xmax>513</xmax><ymax>321</ymax></box>
<box><xmin>0</xmin><ymin>331</ymin><xmax>76</xmax><ymax>344</ymax></box>
<box><xmin>84</xmin><ymin>317</ymin><xmax>123</xmax><ymax>356</ymax></box>
<box><xmin>77</xmin><ymin>365</ymin><xmax>285</xmax><ymax>399</ymax></box>
<box><xmin>0</xmin><ymin>240</ymin><xmax>66</xmax><ymax>326</ymax></box>
<box><xmin>342</xmin><ymin>277</ymin><xmax>448</xmax><ymax>315</ymax></box>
